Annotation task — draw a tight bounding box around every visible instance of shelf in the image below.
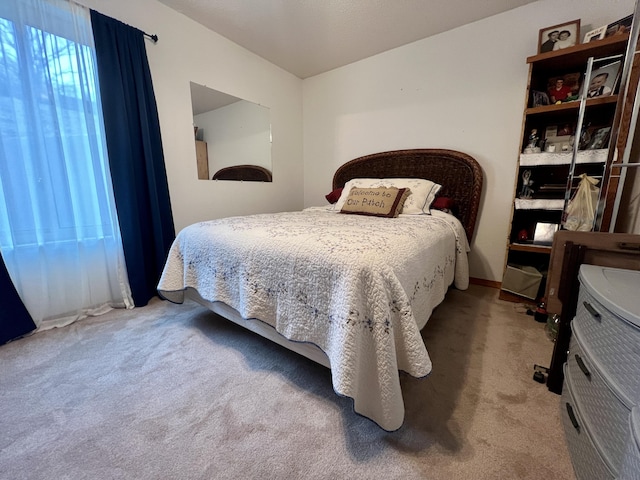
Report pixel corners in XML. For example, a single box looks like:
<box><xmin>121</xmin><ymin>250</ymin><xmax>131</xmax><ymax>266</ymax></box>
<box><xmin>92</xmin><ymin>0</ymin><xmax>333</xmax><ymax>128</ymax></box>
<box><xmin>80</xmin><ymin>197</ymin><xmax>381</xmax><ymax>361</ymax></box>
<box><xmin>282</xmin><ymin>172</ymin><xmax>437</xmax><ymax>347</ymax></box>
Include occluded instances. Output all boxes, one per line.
<box><xmin>501</xmin><ymin>29</ymin><xmax>632</xmax><ymax>304</ymax></box>
<box><xmin>515</xmin><ymin>198</ymin><xmax>564</xmax><ymax>210</ymax></box>
<box><xmin>520</xmin><ymin>149</ymin><xmax>608</xmax><ymax>166</ymax></box>
<box><xmin>508</xmin><ymin>243</ymin><xmax>553</xmax><ymax>253</ymax></box>
<box><xmin>526</xmin><ymin>34</ymin><xmax>629</xmax><ymax>71</ymax></box>
<box><xmin>526</xmin><ymin>95</ymin><xmax>618</xmax><ymax>116</ymax></box>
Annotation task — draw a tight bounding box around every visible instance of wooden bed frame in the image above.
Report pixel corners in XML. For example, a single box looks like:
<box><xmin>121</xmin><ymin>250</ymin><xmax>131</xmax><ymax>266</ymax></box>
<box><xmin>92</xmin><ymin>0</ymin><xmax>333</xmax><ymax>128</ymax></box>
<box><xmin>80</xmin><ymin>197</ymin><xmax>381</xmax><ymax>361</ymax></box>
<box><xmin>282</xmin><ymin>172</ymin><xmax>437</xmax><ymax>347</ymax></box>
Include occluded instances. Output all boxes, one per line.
<box><xmin>186</xmin><ymin>148</ymin><xmax>483</xmax><ymax>366</ymax></box>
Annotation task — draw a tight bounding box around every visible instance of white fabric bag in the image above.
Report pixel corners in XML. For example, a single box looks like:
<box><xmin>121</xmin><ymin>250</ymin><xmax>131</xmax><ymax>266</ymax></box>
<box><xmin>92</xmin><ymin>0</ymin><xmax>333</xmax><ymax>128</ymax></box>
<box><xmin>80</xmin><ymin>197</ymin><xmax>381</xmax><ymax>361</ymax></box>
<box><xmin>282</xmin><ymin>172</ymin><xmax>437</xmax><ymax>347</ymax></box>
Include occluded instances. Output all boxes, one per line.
<box><xmin>561</xmin><ymin>173</ymin><xmax>600</xmax><ymax>231</ymax></box>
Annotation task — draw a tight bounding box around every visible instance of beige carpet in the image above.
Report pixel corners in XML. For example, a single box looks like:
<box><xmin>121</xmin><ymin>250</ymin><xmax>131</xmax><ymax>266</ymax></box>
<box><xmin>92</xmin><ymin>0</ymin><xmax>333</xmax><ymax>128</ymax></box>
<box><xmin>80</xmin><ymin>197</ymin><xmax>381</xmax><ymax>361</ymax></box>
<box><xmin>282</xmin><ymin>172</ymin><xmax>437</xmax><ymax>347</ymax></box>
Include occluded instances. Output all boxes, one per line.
<box><xmin>0</xmin><ymin>285</ymin><xmax>575</xmax><ymax>479</ymax></box>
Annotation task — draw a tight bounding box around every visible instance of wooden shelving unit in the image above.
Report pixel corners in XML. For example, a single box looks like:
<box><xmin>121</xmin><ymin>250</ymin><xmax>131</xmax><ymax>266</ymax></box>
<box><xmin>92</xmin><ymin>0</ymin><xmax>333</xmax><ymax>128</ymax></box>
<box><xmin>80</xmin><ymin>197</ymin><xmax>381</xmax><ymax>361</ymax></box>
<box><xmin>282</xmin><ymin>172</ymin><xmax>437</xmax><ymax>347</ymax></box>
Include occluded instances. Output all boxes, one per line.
<box><xmin>499</xmin><ymin>33</ymin><xmax>633</xmax><ymax>304</ymax></box>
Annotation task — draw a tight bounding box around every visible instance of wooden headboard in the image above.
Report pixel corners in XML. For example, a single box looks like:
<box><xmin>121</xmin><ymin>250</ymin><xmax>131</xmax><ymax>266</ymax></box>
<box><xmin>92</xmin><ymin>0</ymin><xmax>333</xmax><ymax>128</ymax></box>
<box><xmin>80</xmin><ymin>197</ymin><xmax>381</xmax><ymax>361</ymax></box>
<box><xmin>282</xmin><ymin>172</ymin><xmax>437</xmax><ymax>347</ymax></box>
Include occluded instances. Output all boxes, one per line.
<box><xmin>212</xmin><ymin>164</ymin><xmax>273</xmax><ymax>182</ymax></box>
<box><xmin>333</xmin><ymin>149</ymin><xmax>483</xmax><ymax>242</ymax></box>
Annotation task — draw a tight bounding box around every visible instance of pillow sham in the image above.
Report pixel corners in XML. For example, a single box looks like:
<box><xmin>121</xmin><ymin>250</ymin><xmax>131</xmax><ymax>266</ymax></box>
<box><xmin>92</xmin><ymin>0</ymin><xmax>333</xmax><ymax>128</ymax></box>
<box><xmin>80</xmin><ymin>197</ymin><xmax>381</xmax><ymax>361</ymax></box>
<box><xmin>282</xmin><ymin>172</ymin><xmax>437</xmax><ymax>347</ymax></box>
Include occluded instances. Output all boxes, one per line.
<box><xmin>340</xmin><ymin>187</ymin><xmax>410</xmax><ymax>218</ymax></box>
<box><xmin>334</xmin><ymin>178</ymin><xmax>441</xmax><ymax>214</ymax></box>
<box><xmin>325</xmin><ymin>187</ymin><xmax>343</xmax><ymax>204</ymax></box>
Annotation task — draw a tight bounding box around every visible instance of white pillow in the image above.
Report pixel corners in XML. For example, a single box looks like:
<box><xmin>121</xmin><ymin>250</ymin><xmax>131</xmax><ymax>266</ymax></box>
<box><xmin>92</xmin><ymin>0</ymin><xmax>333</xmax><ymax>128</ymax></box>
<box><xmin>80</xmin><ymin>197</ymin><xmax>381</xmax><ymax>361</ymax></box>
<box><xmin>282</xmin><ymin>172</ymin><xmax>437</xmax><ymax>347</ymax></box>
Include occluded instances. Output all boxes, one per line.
<box><xmin>333</xmin><ymin>178</ymin><xmax>441</xmax><ymax>214</ymax></box>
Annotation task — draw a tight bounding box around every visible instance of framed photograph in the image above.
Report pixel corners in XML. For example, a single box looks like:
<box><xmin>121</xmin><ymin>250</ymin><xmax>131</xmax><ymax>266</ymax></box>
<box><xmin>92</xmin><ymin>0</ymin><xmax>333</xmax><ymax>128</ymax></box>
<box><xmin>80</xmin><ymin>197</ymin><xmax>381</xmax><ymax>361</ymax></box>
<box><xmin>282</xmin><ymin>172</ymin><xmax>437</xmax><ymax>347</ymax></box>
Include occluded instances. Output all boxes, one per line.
<box><xmin>586</xmin><ymin>60</ymin><xmax>622</xmax><ymax>98</ymax></box>
<box><xmin>547</xmin><ymin>72</ymin><xmax>581</xmax><ymax>103</ymax></box>
<box><xmin>531</xmin><ymin>90</ymin><xmax>550</xmax><ymax>107</ymax></box>
<box><xmin>538</xmin><ymin>19</ymin><xmax>580</xmax><ymax>53</ymax></box>
<box><xmin>586</xmin><ymin>126</ymin><xmax>612</xmax><ymax>149</ymax></box>
<box><xmin>533</xmin><ymin>222</ymin><xmax>559</xmax><ymax>245</ymax></box>
<box><xmin>543</xmin><ymin>124</ymin><xmax>575</xmax><ymax>152</ymax></box>
<box><xmin>583</xmin><ymin>25</ymin><xmax>607</xmax><ymax>42</ymax></box>
<box><xmin>605</xmin><ymin>14</ymin><xmax>633</xmax><ymax>37</ymax></box>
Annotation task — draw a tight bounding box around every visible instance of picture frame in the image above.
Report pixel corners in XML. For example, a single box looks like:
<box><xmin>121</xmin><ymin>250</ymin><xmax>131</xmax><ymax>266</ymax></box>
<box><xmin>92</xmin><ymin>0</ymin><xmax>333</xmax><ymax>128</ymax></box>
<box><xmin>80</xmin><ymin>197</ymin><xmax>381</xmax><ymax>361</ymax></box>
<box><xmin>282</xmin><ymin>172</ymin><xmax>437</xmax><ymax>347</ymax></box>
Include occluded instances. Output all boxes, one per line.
<box><xmin>533</xmin><ymin>222</ymin><xmax>559</xmax><ymax>245</ymax></box>
<box><xmin>605</xmin><ymin>14</ymin><xmax>633</xmax><ymax>37</ymax></box>
<box><xmin>586</xmin><ymin>126</ymin><xmax>612</xmax><ymax>150</ymax></box>
<box><xmin>583</xmin><ymin>25</ymin><xmax>607</xmax><ymax>43</ymax></box>
<box><xmin>546</xmin><ymin>72</ymin><xmax>582</xmax><ymax>103</ymax></box>
<box><xmin>538</xmin><ymin>19</ymin><xmax>580</xmax><ymax>54</ymax></box>
<box><xmin>531</xmin><ymin>90</ymin><xmax>550</xmax><ymax>107</ymax></box>
<box><xmin>586</xmin><ymin>60</ymin><xmax>622</xmax><ymax>98</ymax></box>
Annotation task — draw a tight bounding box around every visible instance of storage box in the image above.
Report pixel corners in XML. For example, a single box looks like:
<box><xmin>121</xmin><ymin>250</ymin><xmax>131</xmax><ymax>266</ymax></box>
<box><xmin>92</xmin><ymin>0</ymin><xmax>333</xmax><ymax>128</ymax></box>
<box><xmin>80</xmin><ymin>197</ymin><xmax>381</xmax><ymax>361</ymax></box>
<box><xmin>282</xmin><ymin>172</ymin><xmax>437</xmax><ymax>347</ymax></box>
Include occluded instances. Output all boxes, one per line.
<box><xmin>501</xmin><ymin>264</ymin><xmax>543</xmax><ymax>299</ymax></box>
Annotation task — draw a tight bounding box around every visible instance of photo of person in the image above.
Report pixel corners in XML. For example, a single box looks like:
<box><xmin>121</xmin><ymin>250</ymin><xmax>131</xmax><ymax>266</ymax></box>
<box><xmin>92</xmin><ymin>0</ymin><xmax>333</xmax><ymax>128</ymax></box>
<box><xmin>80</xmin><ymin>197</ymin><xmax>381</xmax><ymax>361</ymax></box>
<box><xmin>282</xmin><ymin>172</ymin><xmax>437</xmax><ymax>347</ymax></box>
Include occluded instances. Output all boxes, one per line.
<box><xmin>587</xmin><ymin>73</ymin><xmax>612</xmax><ymax>97</ymax></box>
<box><xmin>587</xmin><ymin>61</ymin><xmax>622</xmax><ymax>98</ymax></box>
<box><xmin>540</xmin><ymin>30</ymin><xmax>559</xmax><ymax>53</ymax></box>
<box><xmin>557</xmin><ymin>123</ymin><xmax>575</xmax><ymax>136</ymax></box>
<box><xmin>538</xmin><ymin>20</ymin><xmax>580</xmax><ymax>54</ymax></box>
<box><xmin>547</xmin><ymin>73</ymin><xmax>581</xmax><ymax>104</ymax></box>
<box><xmin>553</xmin><ymin>30</ymin><xmax>575</xmax><ymax>50</ymax></box>
<box><xmin>605</xmin><ymin>14</ymin><xmax>633</xmax><ymax>37</ymax></box>
<box><xmin>548</xmin><ymin>78</ymin><xmax>572</xmax><ymax>102</ymax></box>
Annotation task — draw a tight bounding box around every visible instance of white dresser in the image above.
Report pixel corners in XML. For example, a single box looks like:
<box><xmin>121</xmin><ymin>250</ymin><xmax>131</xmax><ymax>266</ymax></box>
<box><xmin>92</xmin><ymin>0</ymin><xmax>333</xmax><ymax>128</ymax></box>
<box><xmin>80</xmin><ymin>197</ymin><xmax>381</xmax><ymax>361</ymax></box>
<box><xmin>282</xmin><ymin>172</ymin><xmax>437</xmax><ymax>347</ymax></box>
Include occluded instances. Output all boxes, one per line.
<box><xmin>561</xmin><ymin>265</ymin><xmax>640</xmax><ymax>480</ymax></box>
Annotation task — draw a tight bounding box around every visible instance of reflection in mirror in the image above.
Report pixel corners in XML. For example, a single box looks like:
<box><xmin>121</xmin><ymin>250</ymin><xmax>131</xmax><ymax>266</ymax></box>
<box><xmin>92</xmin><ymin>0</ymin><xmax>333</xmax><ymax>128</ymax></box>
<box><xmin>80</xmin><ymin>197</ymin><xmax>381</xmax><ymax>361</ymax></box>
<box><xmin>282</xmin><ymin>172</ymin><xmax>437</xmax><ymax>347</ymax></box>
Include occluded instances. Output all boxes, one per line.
<box><xmin>190</xmin><ymin>82</ymin><xmax>272</xmax><ymax>182</ymax></box>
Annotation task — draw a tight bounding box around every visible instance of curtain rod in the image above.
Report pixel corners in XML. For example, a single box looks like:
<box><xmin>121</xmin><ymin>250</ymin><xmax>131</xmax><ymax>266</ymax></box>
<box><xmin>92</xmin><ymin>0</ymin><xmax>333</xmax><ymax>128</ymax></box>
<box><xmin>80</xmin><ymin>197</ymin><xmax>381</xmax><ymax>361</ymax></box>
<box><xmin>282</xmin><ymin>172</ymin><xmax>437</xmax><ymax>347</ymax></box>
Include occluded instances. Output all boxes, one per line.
<box><xmin>68</xmin><ymin>0</ymin><xmax>159</xmax><ymax>43</ymax></box>
<box><xmin>143</xmin><ymin>32</ymin><xmax>158</xmax><ymax>43</ymax></box>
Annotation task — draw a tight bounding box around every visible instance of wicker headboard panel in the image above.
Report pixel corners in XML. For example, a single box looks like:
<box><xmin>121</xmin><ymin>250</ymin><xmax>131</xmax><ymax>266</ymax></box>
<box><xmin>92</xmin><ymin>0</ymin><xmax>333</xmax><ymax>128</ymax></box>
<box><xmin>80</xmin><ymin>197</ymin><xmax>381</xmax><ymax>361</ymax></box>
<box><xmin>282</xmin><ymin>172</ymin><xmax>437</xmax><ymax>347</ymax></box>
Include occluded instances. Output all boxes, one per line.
<box><xmin>332</xmin><ymin>149</ymin><xmax>483</xmax><ymax>242</ymax></box>
<box><xmin>212</xmin><ymin>164</ymin><xmax>273</xmax><ymax>182</ymax></box>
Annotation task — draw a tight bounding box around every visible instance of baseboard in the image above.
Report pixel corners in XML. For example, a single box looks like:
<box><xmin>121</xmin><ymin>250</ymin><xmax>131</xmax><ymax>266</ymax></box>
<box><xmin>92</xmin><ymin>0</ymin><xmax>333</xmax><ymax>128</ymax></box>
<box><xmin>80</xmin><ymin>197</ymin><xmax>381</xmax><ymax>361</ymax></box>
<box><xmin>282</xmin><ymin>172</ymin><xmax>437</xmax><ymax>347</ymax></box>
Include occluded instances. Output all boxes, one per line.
<box><xmin>469</xmin><ymin>277</ymin><xmax>501</xmax><ymax>289</ymax></box>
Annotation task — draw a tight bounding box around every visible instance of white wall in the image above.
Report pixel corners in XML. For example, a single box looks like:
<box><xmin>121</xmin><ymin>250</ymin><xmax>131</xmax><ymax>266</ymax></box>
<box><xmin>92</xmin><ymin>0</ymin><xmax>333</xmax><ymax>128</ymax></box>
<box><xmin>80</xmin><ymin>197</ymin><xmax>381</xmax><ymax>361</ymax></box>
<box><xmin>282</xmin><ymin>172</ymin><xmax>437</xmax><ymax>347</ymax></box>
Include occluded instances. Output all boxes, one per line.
<box><xmin>77</xmin><ymin>0</ymin><xmax>303</xmax><ymax>233</ymax></box>
<box><xmin>302</xmin><ymin>0</ymin><xmax>635</xmax><ymax>282</ymax></box>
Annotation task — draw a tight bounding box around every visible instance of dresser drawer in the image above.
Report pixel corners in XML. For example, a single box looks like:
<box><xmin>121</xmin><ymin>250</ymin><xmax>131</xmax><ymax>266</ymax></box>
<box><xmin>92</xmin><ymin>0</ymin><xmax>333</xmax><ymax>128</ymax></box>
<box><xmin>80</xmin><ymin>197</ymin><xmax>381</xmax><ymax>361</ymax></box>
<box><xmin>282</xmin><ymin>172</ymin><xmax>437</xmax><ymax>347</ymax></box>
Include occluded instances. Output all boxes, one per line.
<box><xmin>562</xmin><ymin>365</ymin><xmax>615</xmax><ymax>480</ymax></box>
<box><xmin>573</xmin><ymin>286</ymin><xmax>640</xmax><ymax>402</ymax></box>
<box><xmin>620</xmin><ymin>407</ymin><xmax>640</xmax><ymax>480</ymax></box>
<box><xmin>567</xmin><ymin>327</ymin><xmax>632</xmax><ymax>470</ymax></box>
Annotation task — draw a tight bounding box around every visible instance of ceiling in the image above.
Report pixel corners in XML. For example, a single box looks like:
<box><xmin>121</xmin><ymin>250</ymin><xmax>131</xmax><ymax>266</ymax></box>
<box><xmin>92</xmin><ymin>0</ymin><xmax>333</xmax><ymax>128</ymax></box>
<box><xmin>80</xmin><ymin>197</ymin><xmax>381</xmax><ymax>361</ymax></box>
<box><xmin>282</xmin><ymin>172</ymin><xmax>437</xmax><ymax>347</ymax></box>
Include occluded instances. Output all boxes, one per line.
<box><xmin>157</xmin><ymin>0</ymin><xmax>538</xmax><ymax>79</ymax></box>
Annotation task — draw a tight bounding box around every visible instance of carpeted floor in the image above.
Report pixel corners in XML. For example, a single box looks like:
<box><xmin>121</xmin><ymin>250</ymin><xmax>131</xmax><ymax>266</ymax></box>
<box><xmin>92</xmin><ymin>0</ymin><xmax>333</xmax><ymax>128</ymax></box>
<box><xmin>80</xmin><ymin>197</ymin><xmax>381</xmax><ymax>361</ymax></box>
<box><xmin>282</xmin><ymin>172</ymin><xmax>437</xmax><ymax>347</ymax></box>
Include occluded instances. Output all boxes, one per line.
<box><xmin>0</xmin><ymin>284</ymin><xmax>575</xmax><ymax>479</ymax></box>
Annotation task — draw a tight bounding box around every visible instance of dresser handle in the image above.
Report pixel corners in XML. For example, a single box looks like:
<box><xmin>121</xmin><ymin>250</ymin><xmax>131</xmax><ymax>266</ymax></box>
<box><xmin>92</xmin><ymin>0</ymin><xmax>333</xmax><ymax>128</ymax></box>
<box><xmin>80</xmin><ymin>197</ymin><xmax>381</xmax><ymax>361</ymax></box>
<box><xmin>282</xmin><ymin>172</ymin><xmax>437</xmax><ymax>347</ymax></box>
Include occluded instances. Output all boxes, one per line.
<box><xmin>566</xmin><ymin>403</ymin><xmax>580</xmax><ymax>433</ymax></box>
<box><xmin>583</xmin><ymin>301</ymin><xmax>601</xmax><ymax>321</ymax></box>
<box><xmin>575</xmin><ymin>354</ymin><xmax>591</xmax><ymax>378</ymax></box>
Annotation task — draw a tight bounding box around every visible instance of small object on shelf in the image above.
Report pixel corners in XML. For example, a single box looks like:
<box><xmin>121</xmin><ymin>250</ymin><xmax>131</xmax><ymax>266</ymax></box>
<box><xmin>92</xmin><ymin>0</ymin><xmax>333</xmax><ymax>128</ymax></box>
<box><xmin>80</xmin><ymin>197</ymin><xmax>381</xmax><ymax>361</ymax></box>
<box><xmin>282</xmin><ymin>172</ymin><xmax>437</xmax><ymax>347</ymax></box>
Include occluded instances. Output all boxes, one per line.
<box><xmin>532</xmin><ymin>90</ymin><xmax>550</xmax><ymax>107</ymax></box>
<box><xmin>586</xmin><ymin>126</ymin><xmax>611</xmax><ymax>149</ymax></box>
<box><xmin>519</xmin><ymin>169</ymin><xmax>534</xmax><ymax>198</ymax></box>
<box><xmin>523</xmin><ymin>129</ymin><xmax>540</xmax><ymax>154</ymax></box>
<box><xmin>518</xmin><ymin>229</ymin><xmax>529</xmax><ymax>242</ymax></box>
<box><xmin>533</xmin><ymin>222</ymin><xmax>559</xmax><ymax>245</ymax></box>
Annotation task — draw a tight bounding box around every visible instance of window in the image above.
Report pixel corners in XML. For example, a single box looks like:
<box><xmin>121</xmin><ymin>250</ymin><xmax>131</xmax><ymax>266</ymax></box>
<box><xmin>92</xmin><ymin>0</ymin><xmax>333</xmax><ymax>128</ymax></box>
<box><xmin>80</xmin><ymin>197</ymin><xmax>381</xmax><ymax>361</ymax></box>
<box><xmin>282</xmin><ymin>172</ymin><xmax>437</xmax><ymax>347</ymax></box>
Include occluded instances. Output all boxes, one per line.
<box><xmin>0</xmin><ymin>7</ymin><xmax>116</xmax><ymax>247</ymax></box>
<box><xmin>0</xmin><ymin>0</ymin><xmax>132</xmax><ymax>326</ymax></box>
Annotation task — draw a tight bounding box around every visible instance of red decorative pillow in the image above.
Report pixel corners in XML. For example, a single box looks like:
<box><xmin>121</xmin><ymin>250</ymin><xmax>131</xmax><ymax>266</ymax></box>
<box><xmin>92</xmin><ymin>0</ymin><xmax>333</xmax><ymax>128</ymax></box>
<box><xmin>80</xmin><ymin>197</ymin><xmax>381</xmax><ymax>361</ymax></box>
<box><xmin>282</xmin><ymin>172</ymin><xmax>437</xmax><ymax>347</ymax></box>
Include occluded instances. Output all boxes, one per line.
<box><xmin>432</xmin><ymin>196</ymin><xmax>455</xmax><ymax>211</ymax></box>
<box><xmin>325</xmin><ymin>187</ymin><xmax>343</xmax><ymax>204</ymax></box>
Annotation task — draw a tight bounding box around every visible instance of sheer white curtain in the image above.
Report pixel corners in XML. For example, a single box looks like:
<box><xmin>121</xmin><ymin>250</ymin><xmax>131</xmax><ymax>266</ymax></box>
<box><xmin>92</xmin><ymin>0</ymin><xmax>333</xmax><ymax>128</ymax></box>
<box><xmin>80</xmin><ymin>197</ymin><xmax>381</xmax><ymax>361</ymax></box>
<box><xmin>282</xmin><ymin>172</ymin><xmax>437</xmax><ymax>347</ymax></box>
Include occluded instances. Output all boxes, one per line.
<box><xmin>0</xmin><ymin>0</ymin><xmax>133</xmax><ymax>329</ymax></box>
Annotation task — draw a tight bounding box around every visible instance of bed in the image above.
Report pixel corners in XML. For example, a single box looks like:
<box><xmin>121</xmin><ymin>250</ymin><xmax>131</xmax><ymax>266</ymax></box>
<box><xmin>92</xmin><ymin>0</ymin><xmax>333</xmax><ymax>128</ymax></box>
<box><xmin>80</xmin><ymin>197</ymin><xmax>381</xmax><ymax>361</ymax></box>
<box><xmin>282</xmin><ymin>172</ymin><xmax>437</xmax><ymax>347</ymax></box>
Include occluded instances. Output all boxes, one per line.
<box><xmin>158</xmin><ymin>148</ymin><xmax>483</xmax><ymax>431</ymax></box>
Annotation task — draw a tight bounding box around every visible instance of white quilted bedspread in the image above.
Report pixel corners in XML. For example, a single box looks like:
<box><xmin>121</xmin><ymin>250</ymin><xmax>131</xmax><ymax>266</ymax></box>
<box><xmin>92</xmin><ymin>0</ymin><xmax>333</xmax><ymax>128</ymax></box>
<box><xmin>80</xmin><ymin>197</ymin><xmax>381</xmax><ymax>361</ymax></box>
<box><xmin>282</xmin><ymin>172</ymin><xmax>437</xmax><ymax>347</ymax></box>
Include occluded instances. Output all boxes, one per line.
<box><xmin>157</xmin><ymin>207</ymin><xmax>470</xmax><ymax>430</ymax></box>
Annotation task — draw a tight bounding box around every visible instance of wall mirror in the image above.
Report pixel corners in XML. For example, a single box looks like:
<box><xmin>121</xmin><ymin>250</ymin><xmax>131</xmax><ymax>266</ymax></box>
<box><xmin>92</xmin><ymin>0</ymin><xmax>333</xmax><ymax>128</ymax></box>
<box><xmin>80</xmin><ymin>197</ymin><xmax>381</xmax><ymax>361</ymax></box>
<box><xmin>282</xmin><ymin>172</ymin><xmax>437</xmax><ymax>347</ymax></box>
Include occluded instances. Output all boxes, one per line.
<box><xmin>190</xmin><ymin>82</ymin><xmax>272</xmax><ymax>182</ymax></box>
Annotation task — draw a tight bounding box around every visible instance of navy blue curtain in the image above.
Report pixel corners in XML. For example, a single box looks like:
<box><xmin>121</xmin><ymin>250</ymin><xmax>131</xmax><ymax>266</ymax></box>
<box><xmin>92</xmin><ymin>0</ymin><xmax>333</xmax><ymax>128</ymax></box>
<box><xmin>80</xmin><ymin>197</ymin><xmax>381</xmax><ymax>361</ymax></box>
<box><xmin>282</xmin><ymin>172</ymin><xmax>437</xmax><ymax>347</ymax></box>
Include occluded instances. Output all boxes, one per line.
<box><xmin>0</xmin><ymin>253</ymin><xmax>36</xmax><ymax>345</ymax></box>
<box><xmin>90</xmin><ymin>10</ymin><xmax>175</xmax><ymax>307</ymax></box>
